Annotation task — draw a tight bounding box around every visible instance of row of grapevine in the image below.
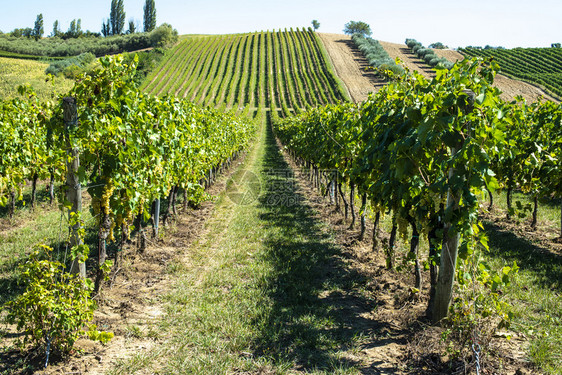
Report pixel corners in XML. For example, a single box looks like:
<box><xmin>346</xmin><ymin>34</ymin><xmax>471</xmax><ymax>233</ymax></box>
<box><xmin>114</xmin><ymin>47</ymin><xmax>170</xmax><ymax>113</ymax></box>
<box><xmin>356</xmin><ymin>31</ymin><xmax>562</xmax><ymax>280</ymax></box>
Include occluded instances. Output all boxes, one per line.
<box><xmin>140</xmin><ymin>29</ymin><xmax>348</xmax><ymax>112</ymax></box>
<box><xmin>460</xmin><ymin>46</ymin><xmax>562</xmax><ymax>97</ymax></box>
<box><xmin>273</xmin><ymin>58</ymin><xmax>562</xmax><ymax>323</ymax></box>
<box><xmin>0</xmin><ymin>55</ymin><xmax>255</xmax><ymax>280</ymax></box>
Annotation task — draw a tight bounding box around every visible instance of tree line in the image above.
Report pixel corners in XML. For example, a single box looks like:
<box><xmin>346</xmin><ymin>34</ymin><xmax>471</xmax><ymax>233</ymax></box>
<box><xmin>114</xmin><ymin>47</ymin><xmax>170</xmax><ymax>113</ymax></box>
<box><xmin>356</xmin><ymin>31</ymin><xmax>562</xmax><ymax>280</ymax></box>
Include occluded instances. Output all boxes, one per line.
<box><xmin>1</xmin><ymin>0</ymin><xmax>157</xmax><ymax>40</ymax></box>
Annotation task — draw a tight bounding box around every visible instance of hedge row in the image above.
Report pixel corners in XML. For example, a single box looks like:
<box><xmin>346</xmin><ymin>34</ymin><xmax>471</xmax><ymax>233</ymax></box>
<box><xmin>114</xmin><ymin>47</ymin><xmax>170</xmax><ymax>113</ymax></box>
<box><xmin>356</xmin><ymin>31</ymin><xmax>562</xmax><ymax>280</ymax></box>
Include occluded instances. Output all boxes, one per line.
<box><xmin>352</xmin><ymin>34</ymin><xmax>404</xmax><ymax>77</ymax></box>
<box><xmin>0</xmin><ymin>25</ymin><xmax>177</xmax><ymax>58</ymax></box>
<box><xmin>405</xmin><ymin>38</ymin><xmax>453</xmax><ymax>69</ymax></box>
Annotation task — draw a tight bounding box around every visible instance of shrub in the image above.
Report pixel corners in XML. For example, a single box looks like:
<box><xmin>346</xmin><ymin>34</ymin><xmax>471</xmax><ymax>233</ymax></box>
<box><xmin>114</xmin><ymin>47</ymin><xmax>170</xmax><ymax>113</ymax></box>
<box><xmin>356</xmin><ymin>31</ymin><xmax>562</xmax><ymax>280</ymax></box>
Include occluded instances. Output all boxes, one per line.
<box><xmin>405</xmin><ymin>37</ymin><xmax>453</xmax><ymax>70</ymax></box>
<box><xmin>429</xmin><ymin>42</ymin><xmax>447</xmax><ymax>49</ymax></box>
<box><xmin>45</xmin><ymin>52</ymin><xmax>96</xmax><ymax>77</ymax></box>
<box><xmin>149</xmin><ymin>23</ymin><xmax>178</xmax><ymax>48</ymax></box>
<box><xmin>379</xmin><ymin>63</ymin><xmax>405</xmax><ymax>76</ymax></box>
<box><xmin>416</xmin><ymin>48</ymin><xmax>431</xmax><ymax>58</ymax></box>
<box><xmin>429</xmin><ymin>57</ymin><xmax>442</xmax><ymax>66</ymax></box>
<box><xmin>351</xmin><ymin>34</ymin><xmax>404</xmax><ymax>80</ymax></box>
<box><xmin>405</xmin><ymin>39</ymin><xmax>419</xmax><ymax>49</ymax></box>
<box><xmin>423</xmin><ymin>53</ymin><xmax>437</xmax><ymax>64</ymax></box>
<box><xmin>3</xmin><ymin>245</ymin><xmax>113</xmax><ymax>356</ymax></box>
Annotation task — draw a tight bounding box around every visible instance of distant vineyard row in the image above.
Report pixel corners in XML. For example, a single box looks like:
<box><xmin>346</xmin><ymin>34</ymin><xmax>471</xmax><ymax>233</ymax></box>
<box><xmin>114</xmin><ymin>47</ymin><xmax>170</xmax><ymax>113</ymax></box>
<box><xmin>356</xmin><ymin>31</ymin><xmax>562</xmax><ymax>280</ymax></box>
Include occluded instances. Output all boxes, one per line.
<box><xmin>459</xmin><ymin>46</ymin><xmax>562</xmax><ymax>98</ymax></box>
<box><xmin>141</xmin><ymin>28</ymin><xmax>348</xmax><ymax>113</ymax></box>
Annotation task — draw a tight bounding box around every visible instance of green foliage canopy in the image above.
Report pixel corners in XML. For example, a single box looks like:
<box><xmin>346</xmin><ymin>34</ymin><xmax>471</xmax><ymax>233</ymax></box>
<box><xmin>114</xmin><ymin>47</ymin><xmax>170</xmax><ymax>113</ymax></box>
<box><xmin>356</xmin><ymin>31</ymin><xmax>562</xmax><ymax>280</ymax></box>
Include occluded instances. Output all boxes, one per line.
<box><xmin>343</xmin><ymin>21</ymin><xmax>372</xmax><ymax>37</ymax></box>
<box><xmin>33</xmin><ymin>14</ymin><xmax>43</xmax><ymax>40</ymax></box>
<box><xmin>149</xmin><ymin>23</ymin><xmax>178</xmax><ymax>48</ymax></box>
<box><xmin>311</xmin><ymin>20</ymin><xmax>320</xmax><ymax>31</ymax></box>
<box><xmin>110</xmin><ymin>0</ymin><xmax>126</xmax><ymax>35</ymax></box>
<box><xmin>143</xmin><ymin>0</ymin><xmax>157</xmax><ymax>32</ymax></box>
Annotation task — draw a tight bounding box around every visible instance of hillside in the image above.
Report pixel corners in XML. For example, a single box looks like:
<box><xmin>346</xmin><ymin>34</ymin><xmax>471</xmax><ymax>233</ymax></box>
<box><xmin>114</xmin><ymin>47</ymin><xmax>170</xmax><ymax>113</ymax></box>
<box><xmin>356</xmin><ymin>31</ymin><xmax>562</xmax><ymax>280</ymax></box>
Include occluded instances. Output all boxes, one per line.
<box><xmin>1</xmin><ymin>29</ymin><xmax>561</xmax><ymax>375</ymax></box>
<box><xmin>319</xmin><ymin>36</ymin><xmax>556</xmax><ymax>104</ymax></box>
<box><xmin>0</xmin><ymin>57</ymin><xmax>73</xmax><ymax>101</ymax></box>
<box><xmin>141</xmin><ymin>29</ymin><xmax>348</xmax><ymax>113</ymax></box>
<box><xmin>382</xmin><ymin>41</ymin><xmax>556</xmax><ymax>103</ymax></box>
<box><xmin>459</xmin><ymin>46</ymin><xmax>562</xmax><ymax>99</ymax></box>
<box><xmin>316</xmin><ymin>33</ymin><xmax>386</xmax><ymax>102</ymax></box>
<box><xmin>434</xmin><ymin>48</ymin><xmax>559</xmax><ymax>102</ymax></box>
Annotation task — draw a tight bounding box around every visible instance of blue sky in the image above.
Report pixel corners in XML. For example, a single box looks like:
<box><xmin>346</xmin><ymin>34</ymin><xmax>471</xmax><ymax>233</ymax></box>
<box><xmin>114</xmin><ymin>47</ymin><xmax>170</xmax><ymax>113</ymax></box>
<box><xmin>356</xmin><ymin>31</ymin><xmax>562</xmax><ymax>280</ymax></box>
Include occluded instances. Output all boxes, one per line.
<box><xmin>2</xmin><ymin>0</ymin><xmax>561</xmax><ymax>48</ymax></box>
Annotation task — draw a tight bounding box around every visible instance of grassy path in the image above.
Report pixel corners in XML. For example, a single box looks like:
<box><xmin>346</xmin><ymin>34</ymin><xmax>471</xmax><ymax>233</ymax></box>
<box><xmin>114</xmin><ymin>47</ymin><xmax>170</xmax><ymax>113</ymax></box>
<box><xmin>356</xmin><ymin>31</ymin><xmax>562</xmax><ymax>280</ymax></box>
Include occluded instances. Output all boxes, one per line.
<box><xmin>110</xmin><ymin>115</ymin><xmax>379</xmax><ymax>374</ymax></box>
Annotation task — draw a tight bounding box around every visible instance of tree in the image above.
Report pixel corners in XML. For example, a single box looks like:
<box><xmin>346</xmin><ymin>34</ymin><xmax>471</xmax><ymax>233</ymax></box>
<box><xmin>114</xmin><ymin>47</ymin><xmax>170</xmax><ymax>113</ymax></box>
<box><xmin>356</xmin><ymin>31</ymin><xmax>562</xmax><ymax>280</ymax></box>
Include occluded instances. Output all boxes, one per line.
<box><xmin>33</xmin><ymin>14</ymin><xmax>44</xmax><ymax>40</ymax></box>
<box><xmin>311</xmin><ymin>20</ymin><xmax>320</xmax><ymax>31</ymax></box>
<box><xmin>101</xmin><ymin>20</ymin><xmax>111</xmax><ymax>37</ymax></box>
<box><xmin>66</xmin><ymin>19</ymin><xmax>82</xmax><ymax>38</ymax></box>
<box><xmin>22</xmin><ymin>28</ymin><xmax>33</xmax><ymax>38</ymax></box>
<box><xmin>149</xmin><ymin>23</ymin><xmax>178</xmax><ymax>48</ymax></box>
<box><xmin>52</xmin><ymin>20</ymin><xmax>61</xmax><ymax>37</ymax></box>
<box><xmin>110</xmin><ymin>0</ymin><xmax>126</xmax><ymax>35</ymax></box>
<box><xmin>429</xmin><ymin>42</ymin><xmax>447</xmax><ymax>49</ymax></box>
<box><xmin>128</xmin><ymin>20</ymin><xmax>136</xmax><ymax>34</ymax></box>
<box><xmin>143</xmin><ymin>0</ymin><xmax>157</xmax><ymax>32</ymax></box>
<box><xmin>343</xmin><ymin>21</ymin><xmax>371</xmax><ymax>37</ymax></box>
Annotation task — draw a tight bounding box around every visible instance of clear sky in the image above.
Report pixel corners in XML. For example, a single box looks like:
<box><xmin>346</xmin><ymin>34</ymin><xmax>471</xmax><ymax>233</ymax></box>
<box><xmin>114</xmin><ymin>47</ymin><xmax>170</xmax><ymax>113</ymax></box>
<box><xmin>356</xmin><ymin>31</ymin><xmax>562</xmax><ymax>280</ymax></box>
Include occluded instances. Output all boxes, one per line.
<box><xmin>2</xmin><ymin>0</ymin><xmax>561</xmax><ymax>49</ymax></box>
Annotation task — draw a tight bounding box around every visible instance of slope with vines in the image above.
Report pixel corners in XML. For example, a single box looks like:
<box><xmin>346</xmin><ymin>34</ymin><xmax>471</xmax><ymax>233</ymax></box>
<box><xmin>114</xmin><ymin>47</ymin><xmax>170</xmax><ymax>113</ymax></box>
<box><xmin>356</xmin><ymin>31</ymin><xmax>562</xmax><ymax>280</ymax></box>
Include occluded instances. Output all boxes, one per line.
<box><xmin>460</xmin><ymin>46</ymin><xmax>562</xmax><ymax>98</ymax></box>
<box><xmin>140</xmin><ymin>29</ymin><xmax>348</xmax><ymax>112</ymax></box>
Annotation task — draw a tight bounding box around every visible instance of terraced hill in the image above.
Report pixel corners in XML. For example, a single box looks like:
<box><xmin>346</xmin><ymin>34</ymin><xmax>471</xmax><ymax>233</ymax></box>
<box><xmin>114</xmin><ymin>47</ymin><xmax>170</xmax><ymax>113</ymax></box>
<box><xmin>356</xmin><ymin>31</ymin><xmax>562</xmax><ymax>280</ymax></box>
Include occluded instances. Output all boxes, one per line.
<box><xmin>141</xmin><ymin>29</ymin><xmax>348</xmax><ymax>114</ymax></box>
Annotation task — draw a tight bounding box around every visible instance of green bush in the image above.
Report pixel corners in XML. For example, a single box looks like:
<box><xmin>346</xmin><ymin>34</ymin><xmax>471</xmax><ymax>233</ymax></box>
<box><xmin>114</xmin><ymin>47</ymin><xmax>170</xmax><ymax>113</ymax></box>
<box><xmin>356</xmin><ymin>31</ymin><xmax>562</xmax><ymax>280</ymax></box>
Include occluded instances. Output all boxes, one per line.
<box><xmin>0</xmin><ymin>32</ymin><xmax>156</xmax><ymax>58</ymax></box>
<box><xmin>423</xmin><ymin>53</ymin><xmax>437</xmax><ymax>64</ymax></box>
<box><xmin>149</xmin><ymin>23</ymin><xmax>178</xmax><ymax>48</ymax></box>
<box><xmin>405</xmin><ymin>38</ymin><xmax>421</xmax><ymax>49</ymax></box>
<box><xmin>406</xmin><ymin>37</ymin><xmax>453</xmax><ymax>70</ymax></box>
<box><xmin>45</xmin><ymin>52</ymin><xmax>96</xmax><ymax>77</ymax></box>
<box><xmin>429</xmin><ymin>57</ymin><xmax>442</xmax><ymax>66</ymax></box>
<box><xmin>352</xmin><ymin>33</ymin><xmax>403</xmax><ymax>79</ymax></box>
<box><xmin>416</xmin><ymin>48</ymin><xmax>432</xmax><ymax>58</ymax></box>
<box><xmin>123</xmin><ymin>48</ymin><xmax>165</xmax><ymax>86</ymax></box>
<box><xmin>3</xmin><ymin>245</ymin><xmax>113</xmax><ymax>356</ymax></box>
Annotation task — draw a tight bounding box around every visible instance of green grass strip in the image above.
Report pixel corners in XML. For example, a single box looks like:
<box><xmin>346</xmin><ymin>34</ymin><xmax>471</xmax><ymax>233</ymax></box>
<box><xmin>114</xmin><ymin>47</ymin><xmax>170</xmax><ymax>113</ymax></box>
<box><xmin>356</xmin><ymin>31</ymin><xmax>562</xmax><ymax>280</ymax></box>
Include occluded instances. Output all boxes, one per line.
<box><xmin>108</xmin><ymin>114</ymin><xmax>366</xmax><ymax>375</ymax></box>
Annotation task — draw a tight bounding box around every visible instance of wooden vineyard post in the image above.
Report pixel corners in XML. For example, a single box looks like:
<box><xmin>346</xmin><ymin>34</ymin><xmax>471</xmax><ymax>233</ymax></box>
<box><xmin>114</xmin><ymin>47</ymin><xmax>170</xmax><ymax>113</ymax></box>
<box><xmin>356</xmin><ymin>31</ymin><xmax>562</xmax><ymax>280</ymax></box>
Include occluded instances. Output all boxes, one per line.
<box><xmin>153</xmin><ymin>198</ymin><xmax>160</xmax><ymax>238</ymax></box>
<box><xmin>63</xmin><ymin>97</ymin><xmax>86</xmax><ymax>278</ymax></box>
<box><xmin>432</xmin><ymin>89</ymin><xmax>475</xmax><ymax>323</ymax></box>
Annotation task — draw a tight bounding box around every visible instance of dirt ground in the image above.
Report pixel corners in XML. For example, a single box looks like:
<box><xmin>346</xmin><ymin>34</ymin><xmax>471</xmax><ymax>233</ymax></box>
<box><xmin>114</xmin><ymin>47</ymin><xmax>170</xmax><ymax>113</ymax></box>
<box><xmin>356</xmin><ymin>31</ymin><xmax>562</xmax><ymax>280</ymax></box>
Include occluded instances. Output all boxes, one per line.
<box><xmin>0</xmin><ymin>158</ymin><xmax>248</xmax><ymax>375</ymax></box>
<box><xmin>281</xmin><ymin>151</ymin><xmax>541</xmax><ymax>375</ymax></box>
<box><xmin>319</xmin><ymin>34</ymin><xmax>557</xmax><ymax>104</ymax></box>
<box><xmin>318</xmin><ymin>33</ymin><xmax>387</xmax><ymax>103</ymax></box>
<box><xmin>433</xmin><ymin>48</ymin><xmax>559</xmax><ymax>103</ymax></box>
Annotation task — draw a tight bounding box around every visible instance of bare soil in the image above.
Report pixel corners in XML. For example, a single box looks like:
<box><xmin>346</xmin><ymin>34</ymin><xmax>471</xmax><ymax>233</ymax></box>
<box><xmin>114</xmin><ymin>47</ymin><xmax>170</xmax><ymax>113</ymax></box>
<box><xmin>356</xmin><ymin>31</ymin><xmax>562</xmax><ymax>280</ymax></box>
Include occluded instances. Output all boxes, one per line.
<box><xmin>318</xmin><ymin>33</ymin><xmax>387</xmax><ymax>103</ymax></box>
<box><xmin>433</xmin><ymin>48</ymin><xmax>559</xmax><ymax>103</ymax></box>
<box><xmin>319</xmin><ymin>35</ymin><xmax>557</xmax><ymax>104</ymax></box>
<box><xmin>283</xmin><ymin>155</ymin><xmax>541</xmax><ymax>374</ymax></box>
<box><xmin>0</xmin><ymin>157</ymin><xmax>247</xmax><ymax>375</ymax></box>
<box><xmin>378</xmin><ymin>41</ymin><xmax>436</xmax><ymax>78</ymax></box>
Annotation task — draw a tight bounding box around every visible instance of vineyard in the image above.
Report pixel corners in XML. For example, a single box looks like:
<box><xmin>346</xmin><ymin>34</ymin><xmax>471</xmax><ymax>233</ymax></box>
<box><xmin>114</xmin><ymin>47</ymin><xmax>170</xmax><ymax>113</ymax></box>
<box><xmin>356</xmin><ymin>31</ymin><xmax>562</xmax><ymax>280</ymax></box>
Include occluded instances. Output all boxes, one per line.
<box><xmin>460</xmin><ymin>46</ymin><xmax>562</xmax><ymax>98</ymax></box>
<box><xmin>273</xmin><ymin>58</ymin><xmax>562</xmax><ymax>371</ymax></box>
<box><xmin>0</xmin><ymin>55</ymin><xmax>255</xmax><ymax>318</ymax></box>
<box><xmin>1</xmin><ymin>26</ymin><xmax>562</xmax><ymax>374</ymax></box>
<box><xmin>0</xmin><ymin>56</ymin><xmax>73</xmax><ymax>100</ymax></box>
<box><xmin>141</xmin><ymin>28</ymin><xmax>348</xmax><ymax>112</ymax></box>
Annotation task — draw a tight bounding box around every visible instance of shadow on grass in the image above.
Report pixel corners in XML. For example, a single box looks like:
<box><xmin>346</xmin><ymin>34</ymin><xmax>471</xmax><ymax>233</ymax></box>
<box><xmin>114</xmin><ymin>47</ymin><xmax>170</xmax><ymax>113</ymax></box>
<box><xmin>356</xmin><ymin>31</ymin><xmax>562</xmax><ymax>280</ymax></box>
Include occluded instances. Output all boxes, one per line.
<box><xmin>484</xmin><ymin>221</ymin><xmax>562</xmax><ymax>291</ymax></box>
<box><xmin>251</xmin><ymin>117</ymin><xmax>404</xmax><ymax>373</ymax></box>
